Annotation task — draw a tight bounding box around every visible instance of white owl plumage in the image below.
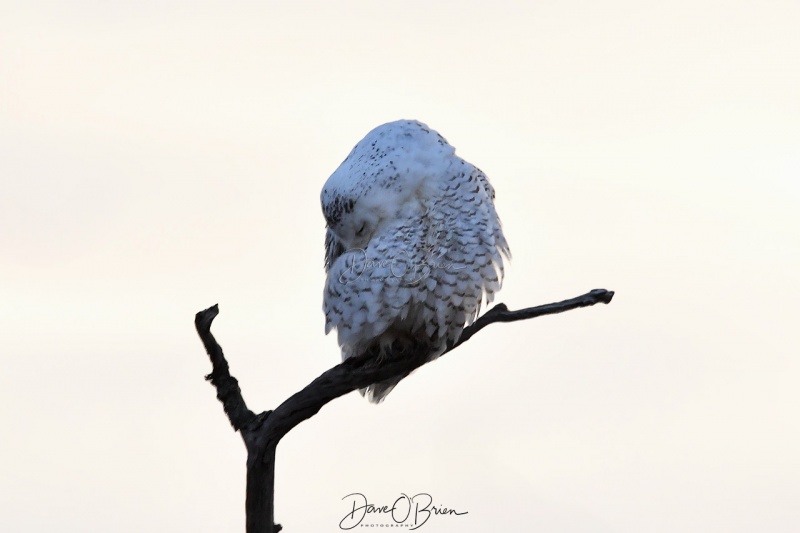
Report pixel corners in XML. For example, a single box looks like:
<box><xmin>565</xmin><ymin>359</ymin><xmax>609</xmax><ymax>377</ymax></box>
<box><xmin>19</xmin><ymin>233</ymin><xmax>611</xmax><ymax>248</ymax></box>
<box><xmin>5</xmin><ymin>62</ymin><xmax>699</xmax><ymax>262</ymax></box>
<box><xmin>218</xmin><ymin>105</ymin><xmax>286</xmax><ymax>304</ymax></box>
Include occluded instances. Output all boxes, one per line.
<box><xmin>322</xmin><ymin>120</ymin><xmax>510</xmax><ymax>402</ymax></box>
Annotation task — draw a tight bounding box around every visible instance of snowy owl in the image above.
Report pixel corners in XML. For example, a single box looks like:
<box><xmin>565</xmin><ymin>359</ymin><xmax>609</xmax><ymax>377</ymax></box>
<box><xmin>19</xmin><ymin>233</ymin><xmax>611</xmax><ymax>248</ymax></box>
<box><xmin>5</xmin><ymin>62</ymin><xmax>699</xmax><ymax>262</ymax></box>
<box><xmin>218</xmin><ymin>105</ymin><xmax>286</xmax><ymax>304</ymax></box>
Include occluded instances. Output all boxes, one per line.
<box><xmin>322</xmin><ymin>120</ymin><xmax>510</xmax><ymax>402</ymax></box>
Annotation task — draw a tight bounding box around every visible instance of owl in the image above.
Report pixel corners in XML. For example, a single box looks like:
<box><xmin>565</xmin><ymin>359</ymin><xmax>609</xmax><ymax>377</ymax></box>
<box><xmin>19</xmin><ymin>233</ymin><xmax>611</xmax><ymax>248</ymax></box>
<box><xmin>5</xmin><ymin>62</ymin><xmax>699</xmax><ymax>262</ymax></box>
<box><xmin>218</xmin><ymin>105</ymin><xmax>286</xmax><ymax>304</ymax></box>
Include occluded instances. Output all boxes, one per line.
<box><xmin>322</xmin><ymin>120</ymin><xmax>510</xmax><ymax>402</ymax></box>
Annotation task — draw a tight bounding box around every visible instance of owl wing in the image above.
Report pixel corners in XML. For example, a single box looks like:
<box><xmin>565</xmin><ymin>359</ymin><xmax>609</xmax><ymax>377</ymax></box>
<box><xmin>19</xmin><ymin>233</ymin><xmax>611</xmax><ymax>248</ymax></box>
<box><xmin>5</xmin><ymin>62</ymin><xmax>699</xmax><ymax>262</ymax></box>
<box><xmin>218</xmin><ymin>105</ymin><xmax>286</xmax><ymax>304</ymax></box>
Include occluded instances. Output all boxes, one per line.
<box><xmin>402</xmin><ymin>160</ymin><xmax>508</xmax><ymax>347</ymax></box>
<box><xmin>323</xmin><ymin>216</ymin><xmax>428</xmax><ymax>360</ymax></box>
<box><xmin>323</xmin><ymin>158</ymin><xmax>509</xmax><ymax>361</ymax></box>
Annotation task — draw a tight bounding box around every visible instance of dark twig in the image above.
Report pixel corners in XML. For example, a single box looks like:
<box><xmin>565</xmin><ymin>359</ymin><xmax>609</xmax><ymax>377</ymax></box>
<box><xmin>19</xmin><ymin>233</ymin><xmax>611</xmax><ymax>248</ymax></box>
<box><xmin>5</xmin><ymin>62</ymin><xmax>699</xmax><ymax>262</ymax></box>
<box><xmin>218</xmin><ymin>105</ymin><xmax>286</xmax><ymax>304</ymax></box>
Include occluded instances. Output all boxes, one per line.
<box><xmin>451</xmin><ymin>288</ymin><xmax>615</xmax><ymax>349</ymax></box>
<box><xmin>195</xmin><ymin>304</ymin><xmax>255</xmax><ymax>431</ymax></box>
<box><xmin>195</xmin><ymin>288</ymin><xmax>613</xmax><ymax>533</ymax></box>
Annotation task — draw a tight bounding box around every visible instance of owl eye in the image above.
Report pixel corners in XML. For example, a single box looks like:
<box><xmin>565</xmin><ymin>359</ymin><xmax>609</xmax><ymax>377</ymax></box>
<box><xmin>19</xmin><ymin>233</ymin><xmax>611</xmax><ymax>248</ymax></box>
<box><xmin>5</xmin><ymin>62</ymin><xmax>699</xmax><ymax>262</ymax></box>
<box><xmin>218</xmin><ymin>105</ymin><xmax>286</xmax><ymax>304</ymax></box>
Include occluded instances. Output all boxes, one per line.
<box><xmin>355</xmin><ymin>222</ymin><xmax>367</xmax><ymax>236</ymax></box>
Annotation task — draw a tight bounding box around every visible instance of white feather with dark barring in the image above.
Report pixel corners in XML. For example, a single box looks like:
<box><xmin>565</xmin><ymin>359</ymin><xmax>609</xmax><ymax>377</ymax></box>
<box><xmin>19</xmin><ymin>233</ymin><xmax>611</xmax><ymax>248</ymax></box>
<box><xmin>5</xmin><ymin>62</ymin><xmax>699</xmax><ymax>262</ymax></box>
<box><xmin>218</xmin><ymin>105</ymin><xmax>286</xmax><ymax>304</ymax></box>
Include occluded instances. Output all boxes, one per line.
<box><xmin>321</xmin><ymin>120</ymin><xmax>510</xmax><ymax>403</ymax></box>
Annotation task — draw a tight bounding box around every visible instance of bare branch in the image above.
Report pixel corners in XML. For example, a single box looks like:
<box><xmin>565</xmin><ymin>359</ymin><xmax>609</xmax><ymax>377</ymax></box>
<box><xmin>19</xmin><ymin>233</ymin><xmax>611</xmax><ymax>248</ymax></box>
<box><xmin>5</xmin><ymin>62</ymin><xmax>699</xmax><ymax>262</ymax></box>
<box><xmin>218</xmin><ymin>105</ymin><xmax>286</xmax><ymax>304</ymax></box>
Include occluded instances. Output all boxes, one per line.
<box><xmin>451</xmin><ymin>288</ymin><xmax>615</xmax><ymax>349</ymax></box>
<box><xmin>194</xmin><ymin>288</ymin><xmax>614</xmax><ymax>533</ymax></box>
<box><xmin>195</xmin><ymin>304</ymin><xmax>256</xmax><ymax>432</ymax></box>
<box><xmin>261</xmin><ymin>288</ymin><xmax>615</xmax><ymax>444</ymax></box>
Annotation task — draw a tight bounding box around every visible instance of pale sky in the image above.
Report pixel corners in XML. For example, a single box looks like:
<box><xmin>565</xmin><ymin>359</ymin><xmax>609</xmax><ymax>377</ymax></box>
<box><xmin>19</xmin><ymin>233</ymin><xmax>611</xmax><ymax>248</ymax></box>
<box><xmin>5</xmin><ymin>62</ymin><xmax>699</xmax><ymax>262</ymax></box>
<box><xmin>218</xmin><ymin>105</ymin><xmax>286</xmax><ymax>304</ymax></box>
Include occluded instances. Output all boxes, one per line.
<box><xmin>1</xmin><ymin>1</ymin><xmax>799</xmax><ymax>531</ymax></box>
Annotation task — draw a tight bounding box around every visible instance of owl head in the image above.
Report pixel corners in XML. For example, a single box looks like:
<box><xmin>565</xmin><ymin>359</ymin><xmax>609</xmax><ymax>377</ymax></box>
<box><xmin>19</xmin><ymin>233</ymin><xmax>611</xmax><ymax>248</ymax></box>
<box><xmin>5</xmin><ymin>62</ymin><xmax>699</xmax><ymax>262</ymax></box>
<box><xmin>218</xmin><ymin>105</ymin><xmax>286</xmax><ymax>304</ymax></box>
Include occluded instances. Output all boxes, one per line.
<box><xmin>321</xmin><ymin>119</ymin><xmax>456</xmax><ymax>250</ymax></box>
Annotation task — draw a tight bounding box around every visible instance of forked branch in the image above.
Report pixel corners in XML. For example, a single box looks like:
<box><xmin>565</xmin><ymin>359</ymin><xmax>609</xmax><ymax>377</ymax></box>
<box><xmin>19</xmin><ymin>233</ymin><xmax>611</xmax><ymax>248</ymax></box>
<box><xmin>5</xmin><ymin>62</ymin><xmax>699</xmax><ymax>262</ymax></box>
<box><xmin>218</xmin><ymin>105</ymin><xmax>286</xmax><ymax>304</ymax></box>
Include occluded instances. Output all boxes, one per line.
<box><xmin>194</xmin><ymin>288</ymin><xmax>614</xmax><ymax>533</ymax></box>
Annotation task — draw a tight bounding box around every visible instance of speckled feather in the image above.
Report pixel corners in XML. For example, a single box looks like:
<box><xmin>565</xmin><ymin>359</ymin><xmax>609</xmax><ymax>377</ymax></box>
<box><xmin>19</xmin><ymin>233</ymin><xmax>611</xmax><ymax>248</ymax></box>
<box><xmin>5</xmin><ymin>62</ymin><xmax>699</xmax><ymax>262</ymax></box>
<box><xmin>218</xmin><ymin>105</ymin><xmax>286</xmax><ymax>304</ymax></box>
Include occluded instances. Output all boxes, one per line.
<box><xmin>321</xmin><ymin>120</ymin><xmax>510</xmax><ymax>402</ymax></box>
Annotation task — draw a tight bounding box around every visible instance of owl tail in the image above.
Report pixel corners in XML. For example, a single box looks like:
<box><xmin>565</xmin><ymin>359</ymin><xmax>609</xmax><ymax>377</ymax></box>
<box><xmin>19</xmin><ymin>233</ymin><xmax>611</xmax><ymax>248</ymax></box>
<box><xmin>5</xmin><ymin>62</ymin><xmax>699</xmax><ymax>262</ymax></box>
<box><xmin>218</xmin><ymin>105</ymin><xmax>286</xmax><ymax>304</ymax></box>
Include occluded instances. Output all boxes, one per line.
<box><xmin>359</xmin><ymin>375</ymin><xmax>408</xmax><ymax>404</ymax></box>
<box><xmin>358</xmin><ymin>336</ymin><xmax>449</xmax><ymax>403</ymax></box>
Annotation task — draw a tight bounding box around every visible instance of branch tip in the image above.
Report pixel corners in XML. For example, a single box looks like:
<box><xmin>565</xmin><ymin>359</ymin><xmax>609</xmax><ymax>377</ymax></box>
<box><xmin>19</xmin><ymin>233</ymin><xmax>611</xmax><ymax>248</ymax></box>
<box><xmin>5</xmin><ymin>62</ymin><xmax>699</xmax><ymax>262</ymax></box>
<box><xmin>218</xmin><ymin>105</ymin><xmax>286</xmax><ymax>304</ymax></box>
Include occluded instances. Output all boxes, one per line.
<box><xmin>195</xmin><ymin>303</ymin><xmax>220</xmax><ymax>332</ymax></box>
<box><xmin>589</xmin><ymin>289</ymin><xmax>614</xmax><ymax>304</ymax></box>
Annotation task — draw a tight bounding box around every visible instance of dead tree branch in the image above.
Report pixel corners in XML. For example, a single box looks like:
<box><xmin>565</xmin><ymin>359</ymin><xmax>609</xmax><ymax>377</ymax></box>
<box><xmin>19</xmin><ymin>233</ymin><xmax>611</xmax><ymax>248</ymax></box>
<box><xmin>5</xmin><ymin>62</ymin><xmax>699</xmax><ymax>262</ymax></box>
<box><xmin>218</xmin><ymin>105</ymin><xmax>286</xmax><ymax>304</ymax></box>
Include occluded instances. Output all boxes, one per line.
<box><xmin>194</xmin><ymin>288</ymin><xmax>614</xmax><ymax>533</ymax></box>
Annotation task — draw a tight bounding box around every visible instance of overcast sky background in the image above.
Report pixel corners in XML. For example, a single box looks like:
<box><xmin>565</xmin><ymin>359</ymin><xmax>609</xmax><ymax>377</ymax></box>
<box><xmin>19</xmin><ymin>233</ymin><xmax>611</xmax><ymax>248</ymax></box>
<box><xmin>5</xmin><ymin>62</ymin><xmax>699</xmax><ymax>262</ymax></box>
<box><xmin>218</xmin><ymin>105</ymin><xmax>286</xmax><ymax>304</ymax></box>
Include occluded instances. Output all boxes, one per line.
<box><xmin>2</xmin><ymin>1</ymin><xmax>799</xmax><ymax>531</ymax></box>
